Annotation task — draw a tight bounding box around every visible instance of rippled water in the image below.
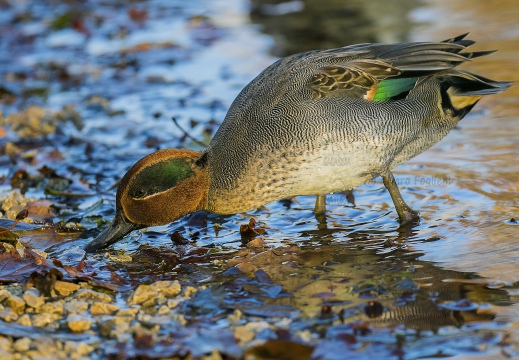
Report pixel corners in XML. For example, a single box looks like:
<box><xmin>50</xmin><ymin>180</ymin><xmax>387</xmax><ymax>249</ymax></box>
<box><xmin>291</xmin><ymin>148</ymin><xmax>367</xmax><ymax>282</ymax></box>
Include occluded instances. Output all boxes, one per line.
<box><xmin>1</xmin><ymin>0</ymin><xmax>518</xmax><ymax>355</ymax></box>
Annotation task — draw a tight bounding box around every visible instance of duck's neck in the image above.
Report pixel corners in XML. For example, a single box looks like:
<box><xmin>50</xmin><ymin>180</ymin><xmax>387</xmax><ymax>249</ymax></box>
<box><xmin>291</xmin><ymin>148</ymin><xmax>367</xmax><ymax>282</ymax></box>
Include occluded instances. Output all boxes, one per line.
<box><xmin>192</xmin><ymin>152</ymin><xmax>211</xmax><ymax>214</ymax></box>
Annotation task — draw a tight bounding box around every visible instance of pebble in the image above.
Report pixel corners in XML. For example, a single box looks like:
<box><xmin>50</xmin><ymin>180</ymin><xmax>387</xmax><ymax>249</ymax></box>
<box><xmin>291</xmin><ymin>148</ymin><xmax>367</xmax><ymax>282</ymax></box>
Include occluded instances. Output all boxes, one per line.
<box><xmin>32</xmin><ymin>313</ymin><xmax>59</xmax><ymax>328</ymax></box>
<box><xmin>23</xmin><ymin>288</ymin><xmax>44</xmax><ymax>309</ymax></box>
<box><xmin>0</xmin><ymin>290</ymin><xmax>11</xmax><ymax>302</ymax></box>
<box><xmin>67</xmin><ymin>315</ymin><xmax>92</xmax><ymax>332</ymax></box>
<box><xmin>235</xmin><ymin>321</ymin><xmax>270</xmax><ymax>343</ymax></box>
<box><xmin>167</xmin><ymin>299</ymin><xmax>180</xmax><ymax>309</ymax></box>
<box><xmin>5</xmin><ymin>295</ymin><xmax>26</xmax><ymax>315</ymax></box>
<box><xmin>117</xmin><ymin>306</ymin><xmax>140</xmax><ymax>319</ymax></box>
<box><xmin>90</xmin><ymin>302</ymin><xmax>120</xmax><ymax>316</ymax></box>
<box><xmin>65</xmin><ymin>301</ymin><xmax>89</xmax><ymax>315</ymax></box>
<box><xmin>0</xmin><ymin>350</ymin><xmax>13</xmax><ymax>360</ymax></box>
<box><xmin>130</xmin><ymin>284</ymin><xmax>154</xmax><ymax>305</ymax></box>
<box><xmin>39</xmin><ymin>301</ymin><xmax>64</xmax><ymax>315</ymax></box>
<box><xmin>0</xmin><ymin>336</ymin><xmax>13</xmax><ymax>351</ymax></box>
<box><xmin>151</xmin><ymin>280</ymin><xmax>182</xmax><ymax>298</ymax></box>
<box><xmin>157</xmin><ymin>305</ymin><xmax>170</xmax><ymax>315</ymax></box>
<box><xmin>54</xmin><ymin>281</ymin><xmax>80</xmax><ymax>296</ymax></box>
<box><xmin>64</xmin><ymin>341</ymin><xmax>94</xmax><ymax>359</ymax></box>
<box><xmin>74</xmin><ymin>289</ymin><xmax>112</xmax><ymax>303</ymax></box>
<box><xmin>107</xmin><ymin>253</ymin><xmax>132</xmax><ymax>263</ymax></box>
<box><xmin>32</xmin><ymin>337</ymin><xmax>58</xmax><ymax>354</ymax></box>
<box><xmin>0</xmin><ymin>308</ymin><xmax>18</xmax><ymax>322</ymax></box>
<box><xmin>184</xmin><ymin>286</ymin><xmax>198</xmax><ymax>298</ymax></box>
<box><xmin>13</xmin><ymin>337</ymin><xmax>31</xmax><ymax>352</ymax></box>
<box><xmin>16</xmin><ymin>314</ymin><xmax>32</xmax><ymax>327</ymax></box>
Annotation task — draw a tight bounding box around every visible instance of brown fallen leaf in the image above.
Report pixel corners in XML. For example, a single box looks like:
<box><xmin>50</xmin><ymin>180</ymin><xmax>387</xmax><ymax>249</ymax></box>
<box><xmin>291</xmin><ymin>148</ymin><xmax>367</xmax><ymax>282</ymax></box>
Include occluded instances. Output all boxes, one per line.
<box><xmin>25</xmin><ymin>200</ymin><xmax>56</xmax><ymax>222</ymax></box>
<box><xmin>239</xmin><ymin>218</ymin><xmax>266</xmax><ymax>240</ymax></box>
<box><xmin>17</xmin><ymin>227</ymin><xmax>81</xmax><ymax>252</ymax></box>
<box><xmin>53</xmin><ymin>259</ymin><xmax>95</xmax><ymax>279</ymax></box>
<box><xmin>0</xmin><ymin>246</ymin><xmax>52</xmax><ymax>283</ymax></box>
<box><xmin>53</xmin><ymin>259</ymin><xmax>131</xmax><ymax>292</ymax></box>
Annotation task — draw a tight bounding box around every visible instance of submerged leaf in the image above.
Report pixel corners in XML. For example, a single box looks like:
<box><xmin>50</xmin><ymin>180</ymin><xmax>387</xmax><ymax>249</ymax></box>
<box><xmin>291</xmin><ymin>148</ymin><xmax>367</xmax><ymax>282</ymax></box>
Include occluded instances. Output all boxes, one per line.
<box><xmin>0</xmin><ymin>247</ymin><xmax>52</xmax><ymax>283</ymax></box>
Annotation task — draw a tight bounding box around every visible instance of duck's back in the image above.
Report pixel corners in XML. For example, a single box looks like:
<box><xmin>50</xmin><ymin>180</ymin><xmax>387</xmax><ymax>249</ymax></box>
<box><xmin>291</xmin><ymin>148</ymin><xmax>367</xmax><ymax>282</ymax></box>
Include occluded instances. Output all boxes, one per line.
<box><xmin>204</xmin><ymin>35</ymin><xmax>509</xmax><ymax>214</ymax></box>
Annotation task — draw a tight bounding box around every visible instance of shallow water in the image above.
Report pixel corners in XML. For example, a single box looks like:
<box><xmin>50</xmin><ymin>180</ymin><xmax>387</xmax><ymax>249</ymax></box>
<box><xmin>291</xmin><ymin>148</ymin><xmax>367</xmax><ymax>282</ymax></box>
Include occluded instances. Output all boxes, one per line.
<box><xmin>1</xmin><ymin>0</ymin><xmax>518</xmax><ymax>358</ymax></box>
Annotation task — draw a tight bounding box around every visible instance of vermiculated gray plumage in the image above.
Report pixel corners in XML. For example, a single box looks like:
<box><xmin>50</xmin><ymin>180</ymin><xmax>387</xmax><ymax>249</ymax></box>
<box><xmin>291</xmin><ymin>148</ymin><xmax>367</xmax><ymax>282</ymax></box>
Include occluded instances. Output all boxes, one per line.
<box><xmin>203</xmin><ymin>34</ymin><xmax>509</xmax><ymax>215</ymax></box>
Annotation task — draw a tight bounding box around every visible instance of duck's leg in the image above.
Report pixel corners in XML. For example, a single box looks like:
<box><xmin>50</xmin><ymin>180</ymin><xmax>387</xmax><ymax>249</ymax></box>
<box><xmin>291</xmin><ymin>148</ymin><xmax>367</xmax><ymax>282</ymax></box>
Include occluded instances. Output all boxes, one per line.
<box><xmin>381</xmin><ymin>171</ymin><xmax>420</xmax><ymax>224</ymax></box>
<box><xmin>314</xmin><ymin>194</ymin><xmax>326</xmax><ymax>215</ymax></box>
<box><xmin>343</xmin><ymin>189</ymin><xmax>355</xmax><ymax>206</ymax></box>
<box><xmin>314</xmin><ymin>194</ymin><xmax>327</xmax><ymax>228</ymax></box>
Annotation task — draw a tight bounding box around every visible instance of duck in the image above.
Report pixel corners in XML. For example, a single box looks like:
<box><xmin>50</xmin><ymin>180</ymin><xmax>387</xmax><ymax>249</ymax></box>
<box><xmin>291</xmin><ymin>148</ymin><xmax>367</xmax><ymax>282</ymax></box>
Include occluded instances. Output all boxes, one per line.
<box><xmin>84</xmin><ymin>33</ymin><xmax>510</xmax><ymax>252</ymax></box>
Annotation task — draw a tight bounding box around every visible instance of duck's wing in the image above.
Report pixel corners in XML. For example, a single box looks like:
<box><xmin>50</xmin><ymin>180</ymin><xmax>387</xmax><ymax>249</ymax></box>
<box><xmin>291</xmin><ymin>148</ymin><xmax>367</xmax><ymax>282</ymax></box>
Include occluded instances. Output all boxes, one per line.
<box><xmin>304</xmin><ymin>33</ymin><xmax>495</xmax><ymax>101</ymax></box>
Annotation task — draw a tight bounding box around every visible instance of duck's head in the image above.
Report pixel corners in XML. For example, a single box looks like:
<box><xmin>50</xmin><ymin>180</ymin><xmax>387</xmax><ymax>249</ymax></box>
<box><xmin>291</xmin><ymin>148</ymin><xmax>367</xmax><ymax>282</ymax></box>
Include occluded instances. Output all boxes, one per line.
<box><xmin>84</xmin><ymin>149</ymin><xmax>208</xmax><ymax>252</ymax></box>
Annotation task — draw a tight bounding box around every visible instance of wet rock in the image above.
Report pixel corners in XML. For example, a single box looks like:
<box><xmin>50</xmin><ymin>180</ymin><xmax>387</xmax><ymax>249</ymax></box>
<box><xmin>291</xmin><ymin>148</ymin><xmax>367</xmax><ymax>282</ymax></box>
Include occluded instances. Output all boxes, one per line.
<box><xmin>13</xmin><ymin>337</ymin><xmax>31</xmax><ymax>352</ymax></box>
<box><xmin>117</xmin><ymin>306</ymin><xmax>140</xmax><ymax>320</ymax></box>
<box><xmin>0</xmin><ymin>308</ymin><xmax>18</xmax><ymax>322</ymax></box>
<box><xmin>39</xmin><ymin>300</ymin><xmax>64</xmax><ymax>315</ymax></box>
<box><xmin>157</xmin><ymin>305</ymin><xmax>170</xmax><ymax>315</ymax></box>
<box><xmin>247</xmin><ymin>238</ymin><xmax>267</xmax><ymax>248</ymax></box>
<box><xmin>0</xmin><ymin>350</ymin><xmax>13</xmax><ymax>360</ymax></box>
<box><xmin>32</xmin><ymin>313</ymin><xmax>60</xmax><ymax>327</ymax></box>
<box><xmin>142</xmin><ymin>298</ymin><xmax>156</xmax><ymax>308</ymax></box>
<box><xmin>130</xmin><ymin>284</ymin><xmax>155</xmax><ymax>305</ymax></box>
<box><xmin>16</xmin><ymin>314</ymin><xmax>32</xmax><ymax>327</ymax></box>
<box><xmin>107</xmin><ymin>253</ymin><xmax>132</xmax><ymax>263</ymax></box>
<box><xmin>0</xmin><ymin>290</ymin><xmax>11</xmax><ymax>302</ymax></box>
<box><xmin>90</xmin><ymin>302</ymin><xmax>120</xmax><ymax>316</ymax></box>
<box><xmin>0</xmin><ymin>190</ymin><xmax>34</xmax><ymax>218</ymax></box>
<box><xmin>234</xmin><ymin>321</ymin><xmax>270</xmax><ymax>343</ymax></box>
<box><xmin>184</xmin><ymin>286</ymin><xmax>198</xmax><ymax>298</ymax></box>
<box><xmin>54</xmin><ymin>281</ymin><xmax>80</xmax><ymax>296</ymax></box>
<box><xmin>23</xmin><ymin>288</ymin><xmax>45</xmax><ymax>309</ymax></box>
<box><xmin>65</xmin><ymin>301</ymin><xmax>89</xmax><ymax>315</ymax></box>
<box><xmin>64</xmin><ymin>341</ymin><xmax>94</xmax><ymax>359</ymax></box>
<box><xmin>5</xmin><ymin>295</ymin><xmax>25</xmax><ymax>315</ymax></box>
<box><xmin>137</xmin><ymin>312</ymin><xmax>152</xmax><ymax>323</ymax></box>
<box><xmin>228</xmin><ymin>309</ymin><xmax>243</xmax><ymax>323</ymax></box>
<box><xmin>99</xmin><ymin>316</ymin><xmax>132</xmax><ymax>339</ymax></box>
<box><xmin>167</xmin><ymin>299</ymin><xmax>180</xmax><ymax>309</ymax></box>
<box><xmin>236</xmin><ymin>262</ymin><xmax>257</xmax><ymax>275</ymax></box>
<box><xmin>0</xmin><ymin>335</ymin><xmax>12</xmax><ymax>351</ymax></box>
<box><xmin>74</xmin><ymin>289</ymin><xmax>112</xmax><ymax>303</ymax></box>
<box><xmin>150</xmin><ymin>280</ymin><xmax>181</xmax><ymax>298</ymax></box>
<box><xmin>67</xmin><ymin>315</ymin><xmax>92</xmax><ymax>332</ymax></box>
<box><xmin>31</xmin><ymin>337</ymin><xmax>58</xmax><ymax>356</ymax></box>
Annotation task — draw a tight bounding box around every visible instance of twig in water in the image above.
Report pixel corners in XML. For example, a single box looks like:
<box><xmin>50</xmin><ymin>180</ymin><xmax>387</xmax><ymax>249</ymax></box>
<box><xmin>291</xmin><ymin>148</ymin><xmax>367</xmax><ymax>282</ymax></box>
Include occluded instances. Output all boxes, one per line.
<box><xmin>171</xmin><ymin>117</ymin><xmax>209</xmax><ymax>148</ymax></box>
<box><xmin>0</xmin><ymin>208</ymin><xmax>28</xmax><ymax>234</ymax></box>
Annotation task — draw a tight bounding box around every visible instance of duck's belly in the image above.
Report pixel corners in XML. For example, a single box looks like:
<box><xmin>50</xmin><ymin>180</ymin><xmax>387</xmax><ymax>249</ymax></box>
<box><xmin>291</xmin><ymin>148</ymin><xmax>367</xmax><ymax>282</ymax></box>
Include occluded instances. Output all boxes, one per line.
<box><xmin>207</xmin><ymin>142</ymin><xmax>388</xmax><ymax>214</ymax></box>
<box><xmin>279</xmin><ymin>144</ymin><xmax>386</xmax><ymax>196</ymax></box>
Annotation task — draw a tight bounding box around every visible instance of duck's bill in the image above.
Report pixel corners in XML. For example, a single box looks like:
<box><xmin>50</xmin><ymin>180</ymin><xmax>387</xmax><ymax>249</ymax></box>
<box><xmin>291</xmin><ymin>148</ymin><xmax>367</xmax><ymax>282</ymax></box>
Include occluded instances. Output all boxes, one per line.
<box><xmin>84</xmin><ymin>212</ymin><xmax>138</xmax><ymax>252</ymax></box>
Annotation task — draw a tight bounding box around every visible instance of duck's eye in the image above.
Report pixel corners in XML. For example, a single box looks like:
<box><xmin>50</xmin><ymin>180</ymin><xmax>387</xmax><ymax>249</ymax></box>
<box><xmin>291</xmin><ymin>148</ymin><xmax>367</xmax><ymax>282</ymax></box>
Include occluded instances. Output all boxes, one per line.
<box><xmin>134</xmin><ymin>188</ymin><xmax>147</xmax><ymax>198</ymax></box>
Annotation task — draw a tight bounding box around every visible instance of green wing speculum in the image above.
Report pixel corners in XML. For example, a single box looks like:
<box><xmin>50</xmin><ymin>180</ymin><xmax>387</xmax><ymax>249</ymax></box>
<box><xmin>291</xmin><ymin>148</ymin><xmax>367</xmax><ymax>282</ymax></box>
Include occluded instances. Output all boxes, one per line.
<box><xmin>372</xmin><ymin>78</ymin><xmax>418</xmax><ymax>101</ymax></box>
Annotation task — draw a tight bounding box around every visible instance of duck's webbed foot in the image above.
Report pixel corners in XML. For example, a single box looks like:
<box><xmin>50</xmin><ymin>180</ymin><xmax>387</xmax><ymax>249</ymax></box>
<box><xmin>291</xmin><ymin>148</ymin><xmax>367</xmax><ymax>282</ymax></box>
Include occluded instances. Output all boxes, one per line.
<box><xmin>381</xmin><ymin>171</ymin><xmax>420</xmax><ymax>226</ymax></box>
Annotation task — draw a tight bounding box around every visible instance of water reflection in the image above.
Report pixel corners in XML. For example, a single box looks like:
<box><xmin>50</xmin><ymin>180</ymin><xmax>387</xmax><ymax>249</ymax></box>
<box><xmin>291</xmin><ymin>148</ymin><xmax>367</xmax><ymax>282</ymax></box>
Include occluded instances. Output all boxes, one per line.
<box><xmin>245</xmin><ymin>0</ymin><xmax>519</xmax><ymax>331</ymax></box>
<box><xmin>250</xmin><ymin>0</ymin><xmax>416</xmax><ymax>56</ymax></box>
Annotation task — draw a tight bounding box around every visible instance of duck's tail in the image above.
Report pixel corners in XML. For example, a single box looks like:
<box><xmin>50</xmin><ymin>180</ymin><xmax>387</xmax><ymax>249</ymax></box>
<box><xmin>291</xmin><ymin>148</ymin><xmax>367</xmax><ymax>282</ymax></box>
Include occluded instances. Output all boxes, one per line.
<box><xmin>438</xmin><ymin>70</ymin><xmax>511</xmax><ymax>118</ymax></box>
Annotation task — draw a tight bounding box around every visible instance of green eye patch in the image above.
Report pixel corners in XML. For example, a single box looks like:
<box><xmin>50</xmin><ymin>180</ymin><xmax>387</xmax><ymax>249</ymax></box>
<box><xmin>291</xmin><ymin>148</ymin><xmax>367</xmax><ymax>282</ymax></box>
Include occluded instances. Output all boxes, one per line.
<box><xmin>129</xmin><ymin>159</ymin><xmax>194</xmax><ymax>198</ymax></box>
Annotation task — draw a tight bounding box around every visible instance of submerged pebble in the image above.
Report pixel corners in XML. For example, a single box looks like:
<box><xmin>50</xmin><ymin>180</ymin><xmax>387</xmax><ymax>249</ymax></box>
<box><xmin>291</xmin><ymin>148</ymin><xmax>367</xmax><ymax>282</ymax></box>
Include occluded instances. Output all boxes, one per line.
<box><xmin>54</xmin><ymin>281</ymin><xmax>80</xmax><ymax>296</ymax></box>
<box><xmin>67</xmin><ymin>315</ymin><xmax>92</xmax><ymax>332</ymax></box>
<box><xmin>23</xmin><ymin>288</ymin><xmax>44</xmax><ymax>309</ymax></box>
